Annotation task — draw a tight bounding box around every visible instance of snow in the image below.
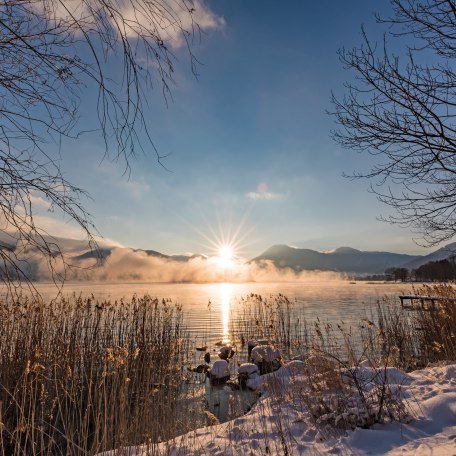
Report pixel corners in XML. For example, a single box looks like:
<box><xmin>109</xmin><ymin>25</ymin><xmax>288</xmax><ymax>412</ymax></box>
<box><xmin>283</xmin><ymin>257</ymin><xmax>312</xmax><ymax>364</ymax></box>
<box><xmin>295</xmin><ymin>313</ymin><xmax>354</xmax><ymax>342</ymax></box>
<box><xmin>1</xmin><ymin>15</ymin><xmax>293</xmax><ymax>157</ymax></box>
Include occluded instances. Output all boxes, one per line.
<box><xmin>238</xmin><ymin>363</ymin><xmax>259</xmax><ymax>375</ymax></box>
<box><xmin>100</xmin><ymin>363</ymin><xmax>456</xmax><ymax>455</ymax></box>
<box><xmin>250</xmin><ymin>344</ymin><xmax>281</xmax><ymax>363</ymax></box>
<box><xmin>208</xmin><ymin>360</ymin><xmax>230</xmax><ymax>379</ymax></box>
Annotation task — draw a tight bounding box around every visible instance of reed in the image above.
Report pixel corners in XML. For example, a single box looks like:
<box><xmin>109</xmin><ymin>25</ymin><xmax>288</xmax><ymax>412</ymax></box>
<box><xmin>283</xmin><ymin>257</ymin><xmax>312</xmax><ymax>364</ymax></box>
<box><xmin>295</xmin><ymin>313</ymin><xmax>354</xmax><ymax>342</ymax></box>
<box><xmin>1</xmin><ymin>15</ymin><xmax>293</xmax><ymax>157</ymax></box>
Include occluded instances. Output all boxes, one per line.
<box><xmin>230</xmin><ymin>294</ymin><xmax>310</xmax><ymax>358</ymax></box>
<box><xmin>0</xmin><ymin>294</ymin><xmax>190</xmax><ymax>455</ymax></box>
<box><xmin>372</xmin><ymin>283</ymin><xmax>456</xmax><ymax>370</ymax></box>
<box><xmin>2</xmin><ymin>285</ymin><xmax>455</xmax><ymax>455</ymax></box>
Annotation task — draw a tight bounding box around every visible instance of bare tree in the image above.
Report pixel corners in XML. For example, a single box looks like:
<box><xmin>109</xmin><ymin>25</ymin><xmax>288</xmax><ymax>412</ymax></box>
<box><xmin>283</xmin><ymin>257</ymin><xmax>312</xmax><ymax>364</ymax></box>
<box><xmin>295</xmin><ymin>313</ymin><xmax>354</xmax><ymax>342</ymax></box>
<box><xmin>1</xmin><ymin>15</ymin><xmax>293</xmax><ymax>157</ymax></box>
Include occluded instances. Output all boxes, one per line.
<box><xmin>332</xmin><ymin>0</ymin><xmax>456</xmax><ymax>247</ymax></box>
<box><xmin>0</xmin><ymin>0</ymin><xmax>218</xmax><ymax>290</ymax></box>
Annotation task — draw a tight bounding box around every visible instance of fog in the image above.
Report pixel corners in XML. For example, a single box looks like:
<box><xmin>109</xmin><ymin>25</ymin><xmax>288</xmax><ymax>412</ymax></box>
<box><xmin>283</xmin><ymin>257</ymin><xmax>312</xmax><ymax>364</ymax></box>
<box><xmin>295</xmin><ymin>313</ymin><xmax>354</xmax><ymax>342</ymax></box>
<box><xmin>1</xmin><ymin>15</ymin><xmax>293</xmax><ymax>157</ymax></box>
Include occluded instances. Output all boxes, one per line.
<box><xmin>33</xmin><ymin>247</ymin><xmax>344</xmax><ymax>283</ymax></box>
<box><xmin>59</xmin><ymin>248</ymin><xmax>342</xmax><ymax>283</ymax></box>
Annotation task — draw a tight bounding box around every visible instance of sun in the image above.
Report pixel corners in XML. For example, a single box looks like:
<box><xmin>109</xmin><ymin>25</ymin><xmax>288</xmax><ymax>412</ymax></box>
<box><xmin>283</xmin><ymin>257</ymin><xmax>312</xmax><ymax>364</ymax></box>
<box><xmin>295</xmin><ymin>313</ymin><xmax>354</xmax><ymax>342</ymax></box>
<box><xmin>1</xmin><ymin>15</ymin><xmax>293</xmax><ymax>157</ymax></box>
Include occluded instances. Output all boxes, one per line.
<box><xmin>216</xmin><ymin>245</ymin><xmax>235</xmax><ymax>268</ymax></box>
<box><xmin>219</xmin><ymin>245</ymin><xmax>234</xmax><ymax>262</ymax></box>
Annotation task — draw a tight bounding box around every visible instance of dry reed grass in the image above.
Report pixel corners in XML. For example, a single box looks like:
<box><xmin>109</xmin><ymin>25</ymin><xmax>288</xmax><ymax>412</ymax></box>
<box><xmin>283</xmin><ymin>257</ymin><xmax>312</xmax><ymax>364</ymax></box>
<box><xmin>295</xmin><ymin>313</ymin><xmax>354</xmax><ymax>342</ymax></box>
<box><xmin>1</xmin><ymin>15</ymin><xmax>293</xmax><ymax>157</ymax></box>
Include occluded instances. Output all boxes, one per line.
<box><xmin>370</xmin><ymin>283</ymin><xmax>456</xmax><ymax>370</ymax></box>
<box><xmin>0</xmin><ymin>294</ymin><xmax>191</xmax><ymax>455</ymax></box>
<box><xmin>1</xmin><ymin>285</ymin><xmax>455</xmax><ymax>455</ymax></box>
<box><xmin>230</xmin><ymin>294</ymin><xmax>310</xmax><ymax>358</ymax></box>
<box><xmin>228</xmin><ymin>289</ymin><xmax>456</xmax><ymax>433</ymax></box>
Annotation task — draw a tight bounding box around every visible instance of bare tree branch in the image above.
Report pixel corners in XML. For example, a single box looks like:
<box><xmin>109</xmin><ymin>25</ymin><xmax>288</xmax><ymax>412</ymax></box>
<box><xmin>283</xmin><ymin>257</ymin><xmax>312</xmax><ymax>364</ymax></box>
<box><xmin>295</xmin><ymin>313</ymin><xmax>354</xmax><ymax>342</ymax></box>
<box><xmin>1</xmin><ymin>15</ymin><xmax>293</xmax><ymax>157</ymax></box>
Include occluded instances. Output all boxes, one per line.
<box><xmin>0</xmin><ymin>0</ymin><xmax>215</xmax><ymax>292</ymax></box>
<box><xmin>332</xmin><ymin>0</ymin><xmax>456</xmax><ymax>246</ymax></box>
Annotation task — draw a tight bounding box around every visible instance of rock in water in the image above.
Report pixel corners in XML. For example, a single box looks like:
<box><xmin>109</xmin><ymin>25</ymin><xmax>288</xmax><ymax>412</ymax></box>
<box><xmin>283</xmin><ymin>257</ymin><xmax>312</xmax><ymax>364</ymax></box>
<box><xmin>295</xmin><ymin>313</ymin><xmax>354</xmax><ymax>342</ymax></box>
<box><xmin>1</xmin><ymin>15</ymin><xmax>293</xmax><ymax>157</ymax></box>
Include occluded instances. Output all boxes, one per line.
<box><xmin>218</xmin><ymin>345</ymin><xmax>235</xmax><ymax>360</ymax></box>
<box><xmin>238</xmin><ymin>363</ymin><xmax>260</xmax><ymax>390</ymax></box>
<box><xmin>247</xmin><ymin>339</ymin><xmax>258</xmax><ymax>358</ymax></box>
<box><xmin>208</xmin><ymin>360</ymin><xmax>230</xmax><ymax>386</ymax></box>
<box><xmin>251</xmin><ymin>344</ymin><xmax>282</xmax><ymax>375</ymax></box>
<box><xmin>188</xmin><ymin>364</ymin><xmax>210</xmax><ymax>374</ymax></box>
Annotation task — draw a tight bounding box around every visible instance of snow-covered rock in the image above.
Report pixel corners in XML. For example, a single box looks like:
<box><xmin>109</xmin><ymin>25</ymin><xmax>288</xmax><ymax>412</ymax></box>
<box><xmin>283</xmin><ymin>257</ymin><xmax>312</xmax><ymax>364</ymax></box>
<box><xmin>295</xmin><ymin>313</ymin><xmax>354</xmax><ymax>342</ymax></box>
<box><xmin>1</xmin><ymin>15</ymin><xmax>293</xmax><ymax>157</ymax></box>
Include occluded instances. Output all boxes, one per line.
<box><xmin>250</xmin><ymin>344</ymin><xmax>281</xmax><ymax>364</ymax></box>
<box><xmin>238</xmin><ymin>363</ymin><xmax>260</xmax><ymax>390</ymax></box>
<box><xmin>218</xmin><ymin>345</ymin><xmax>235</xmax><ymax>360</ymax></box>
<box><xmin>238</xmin><ymin>363</ymin><xmax>259</xmax><ymax>375</ymax></box>
<box><xmin>208</xmin><ymin>360</ymin><xmax>230</xmax><ymax>384</ymax></box>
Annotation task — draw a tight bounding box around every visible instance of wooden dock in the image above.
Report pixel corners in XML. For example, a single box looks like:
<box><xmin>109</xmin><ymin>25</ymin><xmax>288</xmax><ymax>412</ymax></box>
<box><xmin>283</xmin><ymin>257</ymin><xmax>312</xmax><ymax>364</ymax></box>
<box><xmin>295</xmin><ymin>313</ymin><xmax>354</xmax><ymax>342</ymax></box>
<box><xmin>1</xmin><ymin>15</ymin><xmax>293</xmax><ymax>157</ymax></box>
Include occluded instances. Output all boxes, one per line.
<box><xmin>399</xmin><ymin>295</ymin><xmax>456</xmax><ymax>310</ymax></box>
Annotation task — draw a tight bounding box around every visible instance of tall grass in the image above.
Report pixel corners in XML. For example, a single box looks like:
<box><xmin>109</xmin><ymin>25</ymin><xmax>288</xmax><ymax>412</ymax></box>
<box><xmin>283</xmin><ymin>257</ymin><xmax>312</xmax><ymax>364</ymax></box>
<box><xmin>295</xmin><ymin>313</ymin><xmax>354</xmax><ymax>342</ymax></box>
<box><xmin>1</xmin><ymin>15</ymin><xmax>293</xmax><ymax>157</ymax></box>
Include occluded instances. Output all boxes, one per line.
<box><xmin>230</xmin><ymin>294</ymin><xmax>310</xmax><ymax>358</ymax></box>
<box><xmin>1</xmin><ymin>286</ymin><xmax>454</xmax><ymax>455</ymax></box>
<box><xmin>0</xmin><ymin>294</ymin><xmax>191</xmax><ymax>455</ymax></box>
<box><xmin>374</xmin><ymin>283</ymin><xmax>456</xmax><ymax>370</ymax></box>
<box><xmin>227</xmin><ymin>287</ymin><xmax>456</xmax><ymax>435</ymax></box>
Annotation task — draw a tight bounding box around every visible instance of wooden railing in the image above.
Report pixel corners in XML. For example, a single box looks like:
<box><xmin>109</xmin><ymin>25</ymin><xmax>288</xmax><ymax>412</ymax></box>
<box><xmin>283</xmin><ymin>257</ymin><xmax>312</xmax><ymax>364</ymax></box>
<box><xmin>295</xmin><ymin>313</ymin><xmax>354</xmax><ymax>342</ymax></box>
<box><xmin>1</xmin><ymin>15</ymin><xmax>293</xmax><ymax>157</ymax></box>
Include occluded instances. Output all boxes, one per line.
<box><xmin>399</xmin><ymin>295</ymin><xmax>456</xmax><ymax>310</ymax></box>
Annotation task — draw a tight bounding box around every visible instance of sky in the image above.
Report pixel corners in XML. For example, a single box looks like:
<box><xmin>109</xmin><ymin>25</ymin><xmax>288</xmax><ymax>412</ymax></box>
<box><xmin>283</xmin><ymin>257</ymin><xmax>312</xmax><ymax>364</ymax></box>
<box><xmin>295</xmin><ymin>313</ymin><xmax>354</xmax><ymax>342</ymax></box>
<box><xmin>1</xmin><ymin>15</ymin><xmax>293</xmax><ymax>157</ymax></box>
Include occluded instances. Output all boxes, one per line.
<box><xmin>35</xmin><ymin>0</ymin><xmax>443</xmax><ymax>258</ymax></box>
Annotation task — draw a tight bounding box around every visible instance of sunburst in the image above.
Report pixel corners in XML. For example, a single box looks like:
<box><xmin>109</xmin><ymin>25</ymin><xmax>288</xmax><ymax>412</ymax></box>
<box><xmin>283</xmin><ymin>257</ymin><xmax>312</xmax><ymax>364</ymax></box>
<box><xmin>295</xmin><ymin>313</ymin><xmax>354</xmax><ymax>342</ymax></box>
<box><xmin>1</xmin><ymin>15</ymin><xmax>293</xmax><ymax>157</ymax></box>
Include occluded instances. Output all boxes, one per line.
<box><xmin>217</xmin><ymin>244</ymin><xmax>235</xmax><ymax>268</ymax></box>
<box><xmin>168</xmin><ymin>204</ymin><xmax>258</xmax><ymax>269</ymax></box>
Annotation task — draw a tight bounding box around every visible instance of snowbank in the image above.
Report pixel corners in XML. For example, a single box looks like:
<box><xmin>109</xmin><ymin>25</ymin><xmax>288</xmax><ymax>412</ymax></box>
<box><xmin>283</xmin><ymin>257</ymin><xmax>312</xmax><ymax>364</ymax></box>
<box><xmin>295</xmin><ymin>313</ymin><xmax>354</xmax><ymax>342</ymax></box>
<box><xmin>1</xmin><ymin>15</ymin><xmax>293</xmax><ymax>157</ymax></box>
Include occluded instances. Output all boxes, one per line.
<box><xmin>101</xmin><ymin>363</ymin><xmax>456</xmax><ymax>455</ymax></box>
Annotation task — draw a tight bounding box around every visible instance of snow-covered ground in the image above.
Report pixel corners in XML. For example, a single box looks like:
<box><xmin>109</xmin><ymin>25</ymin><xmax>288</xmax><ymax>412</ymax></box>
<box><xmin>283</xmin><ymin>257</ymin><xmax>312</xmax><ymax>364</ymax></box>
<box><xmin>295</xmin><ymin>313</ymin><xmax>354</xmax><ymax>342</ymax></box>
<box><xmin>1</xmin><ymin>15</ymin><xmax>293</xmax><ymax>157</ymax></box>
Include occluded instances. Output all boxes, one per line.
<box><xmin>103</xmin><ymin>362</ymin><xmax>456</xmax><ymax>455</ymax></box>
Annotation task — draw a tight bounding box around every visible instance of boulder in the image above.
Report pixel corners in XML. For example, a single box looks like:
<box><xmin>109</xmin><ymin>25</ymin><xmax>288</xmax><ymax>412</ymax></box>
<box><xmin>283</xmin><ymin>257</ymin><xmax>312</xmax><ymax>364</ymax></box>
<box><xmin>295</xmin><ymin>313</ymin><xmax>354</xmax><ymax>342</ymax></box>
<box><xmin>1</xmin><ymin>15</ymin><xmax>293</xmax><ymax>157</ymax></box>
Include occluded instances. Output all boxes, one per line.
<box><xmin>238</xmin><ymin>363</ymin><xmax>260</xmax><ymax>390</ymax></box>
<box><xmin>218</xmin><ymin>345</ymin><xmax>235</xmax><ymax>360</ymax></box>
<box><xmin>251</xmin><ymin>344</ymin><xmax>282</xmax><ymax>375</ymax></box>
<box><xmin>208</xmin><ymin>360</ymin><xmax>230</xmax><ymax>386</ymax></box>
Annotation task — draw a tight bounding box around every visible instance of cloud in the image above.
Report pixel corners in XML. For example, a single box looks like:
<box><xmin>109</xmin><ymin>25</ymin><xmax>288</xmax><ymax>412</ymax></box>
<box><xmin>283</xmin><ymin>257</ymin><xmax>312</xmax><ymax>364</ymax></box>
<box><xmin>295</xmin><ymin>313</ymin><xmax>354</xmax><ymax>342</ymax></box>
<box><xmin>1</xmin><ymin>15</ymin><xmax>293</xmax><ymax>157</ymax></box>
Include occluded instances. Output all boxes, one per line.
<box><xmin>32</xmin><ymin>215</ymin><xmax>87</xmax><ymax>240</ymax></box>
<box><xmin>246</xmin><ymin>182</ymin><xmax>283</xmax><ymax>201</ymax></box>
<box><xmin>40</xmin><ymin>0</ymin><xmax>224</xmax><ymax>49</ymax></box>
<box><xmin>121</xmin><ymin>0</ymin><xmax>225</xmax><ymax>48</ymax></box>
<box><xmin>29</xmin><ymin>194</ymin><xmax>52</xmax><ymax>210</ymax></box>
<box><xmin>246</xmin><ymin>191</ymin><xmax>283</xmax><ymax>201</ymax></box>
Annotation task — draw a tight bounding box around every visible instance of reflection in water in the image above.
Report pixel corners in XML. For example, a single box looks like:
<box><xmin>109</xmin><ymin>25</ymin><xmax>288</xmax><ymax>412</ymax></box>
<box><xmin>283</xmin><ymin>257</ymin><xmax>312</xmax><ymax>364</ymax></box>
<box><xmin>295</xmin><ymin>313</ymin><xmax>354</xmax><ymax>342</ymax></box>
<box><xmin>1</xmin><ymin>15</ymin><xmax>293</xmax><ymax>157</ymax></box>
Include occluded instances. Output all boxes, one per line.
<box><xmin>220</xmin><ymin>283</ymin><xmax>231</xmax><ymax>343</ymax></box>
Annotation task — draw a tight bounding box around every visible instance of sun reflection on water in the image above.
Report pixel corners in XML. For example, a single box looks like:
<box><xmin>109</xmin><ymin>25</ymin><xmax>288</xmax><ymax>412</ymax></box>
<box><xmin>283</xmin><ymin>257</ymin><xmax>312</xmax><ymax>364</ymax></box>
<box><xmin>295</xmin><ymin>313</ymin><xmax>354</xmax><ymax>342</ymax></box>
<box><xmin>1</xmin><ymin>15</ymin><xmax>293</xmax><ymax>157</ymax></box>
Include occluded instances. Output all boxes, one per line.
<box><xmin>220</xmin><ymin>282</ymin><xmax>232</xmax><ymax>343</ymax></box>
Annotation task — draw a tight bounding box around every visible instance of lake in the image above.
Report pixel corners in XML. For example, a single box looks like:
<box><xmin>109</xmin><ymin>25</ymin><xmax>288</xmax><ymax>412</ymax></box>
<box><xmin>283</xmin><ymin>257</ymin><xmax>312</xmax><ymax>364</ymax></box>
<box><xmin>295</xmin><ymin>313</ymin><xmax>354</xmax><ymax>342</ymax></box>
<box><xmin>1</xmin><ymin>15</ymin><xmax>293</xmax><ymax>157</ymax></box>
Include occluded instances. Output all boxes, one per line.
<box><xmin>0</xmin><ymin>279</ymin><xmax>421</xmax><ymax>426</ymax></box>
<box><xmin>22</xmin><ymin>280</ymin><xmax>413</xmax><ymax>345</ymax></box>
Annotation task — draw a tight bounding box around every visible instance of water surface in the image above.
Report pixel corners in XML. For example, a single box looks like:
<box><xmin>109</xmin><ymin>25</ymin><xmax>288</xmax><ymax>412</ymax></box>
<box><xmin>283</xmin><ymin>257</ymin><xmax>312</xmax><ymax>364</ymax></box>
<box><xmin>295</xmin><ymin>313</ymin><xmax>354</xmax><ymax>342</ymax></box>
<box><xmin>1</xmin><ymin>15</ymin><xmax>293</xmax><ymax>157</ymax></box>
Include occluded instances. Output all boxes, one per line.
<box><xmin>25</xmin><ymin>280</ymin><xmax>412</xmax><ymax>344</ymax></box>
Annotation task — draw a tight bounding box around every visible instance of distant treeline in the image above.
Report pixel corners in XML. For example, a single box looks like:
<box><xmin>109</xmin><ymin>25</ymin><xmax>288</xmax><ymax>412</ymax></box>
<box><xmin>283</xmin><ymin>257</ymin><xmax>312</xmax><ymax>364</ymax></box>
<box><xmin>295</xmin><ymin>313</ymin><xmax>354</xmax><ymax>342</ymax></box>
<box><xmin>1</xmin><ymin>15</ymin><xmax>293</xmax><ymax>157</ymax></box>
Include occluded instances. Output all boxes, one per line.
<box><xmin>385</xmin><ymin>257</ymin><xmax>456</xmax><ymax>282</ymax></box>
<box><xmin>352</xmin><ymin>257</ymin><xmax>456</xmax><ymax>282</ymax></box>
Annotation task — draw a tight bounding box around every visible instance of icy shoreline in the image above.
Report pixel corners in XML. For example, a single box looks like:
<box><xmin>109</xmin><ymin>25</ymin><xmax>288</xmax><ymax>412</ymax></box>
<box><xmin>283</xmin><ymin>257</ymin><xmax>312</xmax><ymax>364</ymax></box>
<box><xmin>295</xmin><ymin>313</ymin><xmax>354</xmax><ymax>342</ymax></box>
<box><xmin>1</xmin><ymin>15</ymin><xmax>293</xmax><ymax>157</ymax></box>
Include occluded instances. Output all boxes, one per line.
<box><xmin>102</xmin><ymin>361</ymin><xmax>456</xmax><ymax>455</ymax></box>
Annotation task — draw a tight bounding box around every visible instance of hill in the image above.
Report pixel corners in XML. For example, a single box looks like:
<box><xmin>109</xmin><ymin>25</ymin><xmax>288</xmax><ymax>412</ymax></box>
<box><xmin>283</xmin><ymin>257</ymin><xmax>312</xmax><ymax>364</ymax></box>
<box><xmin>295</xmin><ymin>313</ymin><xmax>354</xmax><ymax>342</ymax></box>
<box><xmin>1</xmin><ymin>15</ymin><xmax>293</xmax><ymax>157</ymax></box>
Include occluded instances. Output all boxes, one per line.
<box><xmin>400</xmin><ymin>242</ymin><xmax>456</xmax><ymax>270</ymax></box>
<box><xmin>251</xmin><ymin>244</ymin><xmax>422</xmax><ymax>274</ymax></box>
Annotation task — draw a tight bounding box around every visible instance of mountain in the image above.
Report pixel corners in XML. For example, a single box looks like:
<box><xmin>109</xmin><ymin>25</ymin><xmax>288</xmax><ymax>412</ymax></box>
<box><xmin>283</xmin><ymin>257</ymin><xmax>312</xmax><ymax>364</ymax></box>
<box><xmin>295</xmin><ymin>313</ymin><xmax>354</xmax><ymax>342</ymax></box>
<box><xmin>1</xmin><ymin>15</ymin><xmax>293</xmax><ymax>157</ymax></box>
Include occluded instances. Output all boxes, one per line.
<box><xmin>69</xmin><ymin>245</ymin><xmax>209</xmax><ymax>266</ymax></box>
<box><xmin>0</xmin><ymin>235</ymin><xmax>210</xmax><ymax>281</ymax></box>
<box><xmin>72</xmin><ymin>248</ymin><xmax>112</xmax><ymax>263</ymax></box>
<box><xmin>400</xmin><ymin>242</ymin><xmax>456</xmax><ymax>270</ymax></box>
<box><xmin>251</xmin><ymin>244</ymin><xmax>422</xmax><ymax>274</ymax></box>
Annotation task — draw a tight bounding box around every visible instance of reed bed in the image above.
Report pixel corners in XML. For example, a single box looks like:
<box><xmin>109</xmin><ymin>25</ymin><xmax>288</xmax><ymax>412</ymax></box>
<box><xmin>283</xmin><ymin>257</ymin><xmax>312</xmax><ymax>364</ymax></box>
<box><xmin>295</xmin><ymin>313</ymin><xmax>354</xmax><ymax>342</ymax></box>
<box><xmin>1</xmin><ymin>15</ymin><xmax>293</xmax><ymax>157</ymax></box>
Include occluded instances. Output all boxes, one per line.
<box><xmin>229</xmin><ymin>294</ymin><xmax>311</xmax><ymax>358</ymax></box>
<box><xmin>373</xmin><ymin>283</ymin><xmax>456</xmax><ymax>370</ymax></box>
<box><xmin>231</xmin><ymin>285</ymin><xmax>456</xmax><ymax>369</ymax></box>
<box><xmin>0</xmin><ymin>294</ymin><xmax>193</xmax><ymax>455</ymax></box>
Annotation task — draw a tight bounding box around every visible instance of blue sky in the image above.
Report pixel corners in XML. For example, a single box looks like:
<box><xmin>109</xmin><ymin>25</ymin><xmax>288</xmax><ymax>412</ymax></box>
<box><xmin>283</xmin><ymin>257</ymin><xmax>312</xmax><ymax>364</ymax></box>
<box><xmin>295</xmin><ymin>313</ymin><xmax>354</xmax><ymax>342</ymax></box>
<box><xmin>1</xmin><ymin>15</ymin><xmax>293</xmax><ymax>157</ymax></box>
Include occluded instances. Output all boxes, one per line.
<box><xmin>41</xmin><ymin>0</ymin><xmax>440</xmax><ymax>258</ymax></box>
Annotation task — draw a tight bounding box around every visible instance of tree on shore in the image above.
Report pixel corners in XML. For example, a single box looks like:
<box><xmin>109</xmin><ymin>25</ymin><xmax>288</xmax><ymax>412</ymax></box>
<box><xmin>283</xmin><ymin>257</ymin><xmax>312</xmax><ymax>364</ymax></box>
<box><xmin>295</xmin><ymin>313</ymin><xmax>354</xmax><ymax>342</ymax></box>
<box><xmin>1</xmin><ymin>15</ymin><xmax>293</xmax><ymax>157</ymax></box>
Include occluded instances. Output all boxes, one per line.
<box><xmin>385</xmin><ymin>267</ymin><xmax>409</xmax><ymax>282</ymax></box>
<box><xmin>0</xmin><ymin>0</ymin><xmax>221</xmax><ymax>289</ymax></box>
<box><xmin>332</xmin><ymin>0</ymin><xmax>456</xmax><ymax>247</ymax></box>
<box><xmin>414</xmin><ymin>257</ymin><xmax>456</xmax><ymax>281</ymax></box>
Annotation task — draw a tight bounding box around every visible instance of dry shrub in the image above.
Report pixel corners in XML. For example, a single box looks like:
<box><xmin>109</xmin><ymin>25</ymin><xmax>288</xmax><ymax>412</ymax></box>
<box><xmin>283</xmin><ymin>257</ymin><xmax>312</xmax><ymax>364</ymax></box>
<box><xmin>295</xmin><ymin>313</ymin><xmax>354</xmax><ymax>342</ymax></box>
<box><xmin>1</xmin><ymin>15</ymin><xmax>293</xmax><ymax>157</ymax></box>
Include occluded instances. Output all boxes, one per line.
<box><xmin>0</xmin><ymin>294</ymin><xmax>190</xmax><ymax>455</ymax></box>
<box><xmin>296</xmin><ymin>352</ymin><xmax>410</xmax><ymax>430</ymax></box>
